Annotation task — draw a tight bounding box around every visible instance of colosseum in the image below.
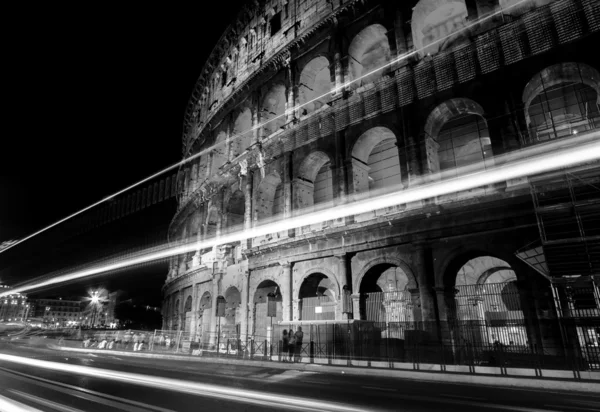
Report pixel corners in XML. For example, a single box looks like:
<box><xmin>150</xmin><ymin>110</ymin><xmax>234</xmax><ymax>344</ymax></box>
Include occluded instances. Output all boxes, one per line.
<box><xmin>163</xmin><ymin>0</ymin><xmax>600</xmax><ymax>365</ymax></box>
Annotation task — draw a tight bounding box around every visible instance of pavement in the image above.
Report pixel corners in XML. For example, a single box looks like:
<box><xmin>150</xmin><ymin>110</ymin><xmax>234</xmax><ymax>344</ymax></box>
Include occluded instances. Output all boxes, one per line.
<box><xmin>1</xmin><ymin>341</ymin><xmax>600</xmax><ymax>411</ymax></box>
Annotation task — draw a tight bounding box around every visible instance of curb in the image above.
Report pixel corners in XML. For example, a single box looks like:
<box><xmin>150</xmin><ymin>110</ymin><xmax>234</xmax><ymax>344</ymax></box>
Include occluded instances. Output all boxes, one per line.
<box><xmin>51</xmin><ymin>345</ymin><xmax>600</xmax><ymax>394</ymax></box>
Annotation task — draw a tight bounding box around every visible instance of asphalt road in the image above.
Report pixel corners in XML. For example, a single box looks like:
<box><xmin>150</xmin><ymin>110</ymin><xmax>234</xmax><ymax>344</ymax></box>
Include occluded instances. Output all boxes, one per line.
<box><xmin>1</xmin><ymin>343</ymin><xmax>600</xmax><ymax>412</ymax></box>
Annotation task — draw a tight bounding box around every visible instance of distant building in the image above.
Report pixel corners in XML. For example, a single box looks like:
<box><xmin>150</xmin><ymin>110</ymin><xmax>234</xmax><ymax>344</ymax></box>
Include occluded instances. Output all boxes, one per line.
<box><xmin>33</xmin><ymin>298</ymin><xmax>83</xmax><ymax>328</ymax></box>
<box><xmin>0</xmin><ymin>283</ymin><xmax>30</xmax><ymax>322</ymax></box>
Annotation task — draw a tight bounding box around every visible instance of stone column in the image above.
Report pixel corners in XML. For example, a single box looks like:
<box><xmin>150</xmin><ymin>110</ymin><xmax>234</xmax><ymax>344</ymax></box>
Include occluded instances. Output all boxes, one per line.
<box><xmin>335</xmin><ymin>254</ymin><xmax>352</xmax><ymax>320</ymax></box>
<box><xmin>190</xmin><ymin>284</ymin><xmax>199</xmax><ymax>338</ymax></box>
<box><xmin>282</xmin><ymin>152</ymin><xmax>292</xmax><ymax>218</ymax></box>
<box><xmin>284</xmin><ymin>56</ymin><xmax>295</xmax><ymax>124</ymax></box>
<box><xmin>209</xmin><ymin>274</ymin><xmax>220</xmax><ymax>347</ymax></box>
<box><xmin>178</xmin><ymin>289</ymin><xmax>185</xmax><ymax>332</ymax></box>
<box><xmin>226</xmin><ymin>120</ymin><xmax>233</xmax><ymax>162</ymax></box>
<box><xmin>240</xmin><ymin>270</ymin><xmax>250</xmax><ymax>340</ymax></box>
<box><xmin>205</xmin><ymin>153</ymin><xmax>214</xmax><ymax>180</ymax></box>
<box><xmin>280</xmin><ymin>262</ymin><xmax>293</xmax><ymax>322</ymax></box>
<box><xmin>252</xmin><ymin>97</ymin><xmax>261</xmax><ymax>145</ymax></box>
<box><xmin>190</xmin><ymin>162</ymin><xmax>198</xmax><ymax>194</ymax></box>
<box><xmin>414</xmin><ymin>245</ymin><xmax>438</xmax><ymax>339</ymax></box>
<box><xmin>351</xmin><ymin>294</ymin><xmax>361</xmax><ymax>320</ymax></box>
<box><xmin>243</xmin><ymin>173</ymin><xmax>253</xmax><ymax>249</ymax></box>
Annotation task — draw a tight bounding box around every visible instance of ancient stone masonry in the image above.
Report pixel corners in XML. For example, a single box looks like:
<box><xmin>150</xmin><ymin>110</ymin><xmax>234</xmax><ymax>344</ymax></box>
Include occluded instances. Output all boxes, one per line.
<box><xmin>164</xmin><ymin>0</ymin><xmax>600</xmax><ymax>366</ymax></box>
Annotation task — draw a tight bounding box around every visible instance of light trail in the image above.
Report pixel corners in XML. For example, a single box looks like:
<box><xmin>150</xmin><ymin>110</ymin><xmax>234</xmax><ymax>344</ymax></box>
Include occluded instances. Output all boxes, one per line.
<box><xmin>0</xmin><ymin>393</ymin><xmax>43</xmax><ymax>412</ymax></box>
<box><xmin>2</xmin><ymin>130</ymin><xmax>599</xmax><ymax>298</ymax></box>
<box><xmin>0</xmin><ymin>354</ymin><xmax>373</xmax><ymax>412</ymax></box>
<box><xmin>0</xmin><ymin>0</ymin><xmax>530</xmax><ymax>255</ymax></box>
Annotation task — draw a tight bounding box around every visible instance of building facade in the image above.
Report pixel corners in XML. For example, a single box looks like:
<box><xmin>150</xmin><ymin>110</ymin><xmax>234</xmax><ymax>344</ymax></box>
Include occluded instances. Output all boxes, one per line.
<box><xmin>163</xmin><ymin>0</ymin><xmax>600</xmax><ymax>364</ymax></box>
<box><xmin>33</xmin><ymin>298</ymin><xmax>83</xmax><ymax>328</ymax></box>
<box><xmin>0</xmin><ymin>283</ymin><xmax>30</xmax><ymax>322</ymax></box>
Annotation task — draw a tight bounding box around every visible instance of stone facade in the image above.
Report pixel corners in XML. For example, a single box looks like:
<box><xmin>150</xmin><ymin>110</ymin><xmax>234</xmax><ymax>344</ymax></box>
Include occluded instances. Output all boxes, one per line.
<box><xmin>163</xmin><ymin>0</ymin><xmax>600</xmax><ymax>353</ymax></box>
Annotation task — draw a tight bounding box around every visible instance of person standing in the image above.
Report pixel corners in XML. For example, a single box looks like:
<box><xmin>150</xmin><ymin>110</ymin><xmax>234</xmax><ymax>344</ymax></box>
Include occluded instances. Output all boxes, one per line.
<box><xmin>294</xmin><ymin>327</ymin><xmax>304</xmax><ymax>363</ymax></box>
<box><xmin>281</xmin><ymin>330</ymin><xmax>289</xmax><ymax>362</ymax></box>
<box><xmin>287</xmin><ymin>329</ymin><xmax>295</xmax><ymax>362</ymax></box>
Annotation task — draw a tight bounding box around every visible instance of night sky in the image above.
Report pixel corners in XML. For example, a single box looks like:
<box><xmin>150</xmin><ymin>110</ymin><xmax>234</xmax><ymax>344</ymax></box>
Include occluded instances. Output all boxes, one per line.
<box><xmin>1</xmin><ymin>3</ymin><xmax>248</xmax><ymax>305</ymax></box>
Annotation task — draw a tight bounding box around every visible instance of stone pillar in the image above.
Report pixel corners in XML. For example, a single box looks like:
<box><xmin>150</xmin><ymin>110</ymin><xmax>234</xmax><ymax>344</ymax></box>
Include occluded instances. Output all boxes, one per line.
<box><xmin>178</xmin><ymin>289</ymin><xmax>185</xmax><ymax>332</ymax></box>
<box><xmin>292</xmin><ymin>299</ymin><xmax>301</xmax><ymax>322</ymax></box>
<box><xmin>209</xmin><ymin>274</ymin><xmax>220</xmax><ymax>347</ymax></box>
<box><xmin>351</xmin><ymin>294</ymin><xmax>361</xmax><ymax>320</ymax></box>
<box><xmin>284</xmin><ymin>57</ymin><xmax>295</xmax><ymax>125</ymax></box>
<box><xmin>414</xmin><ymin>245</ymin><xmax>438</xmax><ymax>339</ymax></box>
<box><xmin>190</xmin><ymin>162</ymin><xmax>198</xmax><ymax>194</ymax></box>
<box><xmin>280</xmin><ymin>262</ymin><xmax>293</xmax><ymax>322</ymax></box>
<box><xmin>422</xmin><ymin>134</ymin><xmax>440</xmax><ymax>181</ymax></box>
<box><xmin>243</xmin><ymin>173</ymin><xmax>253</xmax><ymax>249</ymax></box>
<box><xmin>282</xmin><ymin>152</ymin><xmax>292</xmax><ymax>218</ymax></box>
<box><xmin>346</xmin><ymin>158</ymin><xmax>370</xmax><ymax>199</ymax></box>
<box><xmin>252</xmin><ymin>97</ymin><xmax>261</xmax><ymax>145</ymax></box>
<box><xmin>240</xmin><ymin>270</ymin><xmax>250</xmax><ymax>340</ymax></box>
<box><xmin>335</xmin><ymin>254</ymin><xmax>352</xmax><ymax>320</ymax></box>
<box><xmin>205</xmin><ymin>153</ymin><xmax>214</xmax><ymax>180</ymax></box>
<box><xmin>190</xmin><ymin>284</ymin><xmax>199</xmax><ymax>338</ymax></box>
<box><xmin>226</xmin><ymin>120</ymin><xmax>233</xmax><ymax>162</ymax></box>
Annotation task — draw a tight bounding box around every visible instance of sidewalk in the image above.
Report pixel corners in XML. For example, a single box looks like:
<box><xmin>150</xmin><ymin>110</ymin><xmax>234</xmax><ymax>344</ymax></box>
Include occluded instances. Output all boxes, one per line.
<box><xmin>50</xmin><ymin>344</ymin><xmax>600</xmax><ymax>394</ymax></box>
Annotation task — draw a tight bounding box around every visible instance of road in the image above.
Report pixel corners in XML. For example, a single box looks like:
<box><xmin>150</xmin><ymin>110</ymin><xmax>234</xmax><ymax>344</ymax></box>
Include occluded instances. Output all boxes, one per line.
<box><xmin>1</xmin><ymin>342</ymin><xmax>599</xmax><ymax>412</ymax></box>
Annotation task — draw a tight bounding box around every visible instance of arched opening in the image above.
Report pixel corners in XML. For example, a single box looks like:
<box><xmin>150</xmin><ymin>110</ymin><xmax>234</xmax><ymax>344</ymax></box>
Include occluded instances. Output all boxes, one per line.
<box><xmin>211</xmin><ymin>131</ymin><xmax>229</xmax><ymax>174</ymax></box>
<box><xmin>256</xmin><ymin>173</ymin><xmax>283</xmax><ymax>221</ymax></box>
<box><xmin>252</xmin><ymin>280</ymin><xmax>282</xmax><ymax>341</ymax></box>
<box><xmin>351</xmin><ymin>127</ymin><xmax>401</xmax><ymax>195</ymax></box>
<box><xmin>348</xmin><ymin>24</ymin><xmax>391</xmax><ymax>86</ymax></box>
<box><xmin>425</xmin><ymin>99</ymin><xmax>493</xmax><ymax>177</ymax></box>
<box><xmin>452</xmin><ymin>256</ymin><xmax>527</xmax><ymax>349</ymax></box>
<box><xmin>197</xmin><ymin>292</ymin><xmax>212</xmax><ymax>345</ymax></box>
<box><xmin>205</xmin><ymin>208</ymin><xmax>219</xmax><ymax>239</ymax></box>
<box><xmin>298</xmin><ymin>56</ymin><xmax>332</xmax><ymax>117</ymax></box>
<box><xmin>226</xmin><ymin>190</ymin><xmax>245</xmax><ymax>233</ymax></box>
<box><xmin>298</xmin><ymin>273</ymin><xmax>336</xmax><ymax>321</ymax></box>
<box><xmin>523</xmin><ymin>63</ymin><xmax>600</xmax><ymax>143</ymax></box>
<box><xmin>230</xmin><ymin>108</ymin><xmax>253</xmax><ymax>158</ymax></box>
<box><xmin>411</xmin><ymin>0</ymin><xmax>469</xmax><ymax>57</ymax></box>
<box><xmin>183</xmin><ymin>295</ymin><xmax>193</xmax><ymax>332</ymax></box>
<box><xmin>223</xmin><ymin>287</ymin><xmax>241</xmax><ymax>339</ymax></box>
<box><xmin>296</xmin><ymin>151</ymin><xmax>334</xmax><ymax>210</ymax></box>
<box><xmin>260</xmin><ymin>84</ymin><xmax>286</xmax><ymax>137</ymax></box>
<box><xmin>359</xmin><ymin>263</ymin><xmax>415</xmax><ymax>324</ymax></box>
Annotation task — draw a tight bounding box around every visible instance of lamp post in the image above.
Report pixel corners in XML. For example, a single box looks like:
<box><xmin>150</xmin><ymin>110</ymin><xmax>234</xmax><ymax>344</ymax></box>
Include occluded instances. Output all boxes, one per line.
<box><xmin>91</xmin><ymin>291</ymin><xmax>100</xmax><ymax>328</ymax></box>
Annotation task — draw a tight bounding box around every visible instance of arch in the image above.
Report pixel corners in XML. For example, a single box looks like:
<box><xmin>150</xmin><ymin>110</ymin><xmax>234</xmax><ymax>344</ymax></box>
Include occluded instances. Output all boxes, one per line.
<box><xmin>205</xmin><ymin>206</ymin><xmax>221</xmax><ymax>239</ymax></box>
<box><xmin>353</xmin><ymin>255</ymin><xmax>418</xmax><ymax>295</ymax></box>
<box><xmin>411</xmin><ymin>0</ymin><xmax>469</xmax><ymax>57</ymax></box>
<box><xmin>226</xmin><ymin>189</ymin><xmax>245</xmax><ymax>232</ymax></box>
<box><xmin>183</xmin><ymin>296</ymin><xmax>193</xmax><ymax>313</ymax></box>
<box><xmin>211</xmin><ymin>131</ymin><xmax>229</xmax><ymax>174</ymax></box>
<box><xmin>260</xmin><ymin>84</ymin><xmax>286</xmax><ymax>137</ymax></box>
<box><xmin>197</xmin><ymin>291</ymin><xmax>212</xmax><ymax>343</ymax></box>
<box><xmin>252</xmin><ymin>279</ymin><xmax>283</xmax><ymax>340</ymax></box>
<box><xmin>348</xmin><ymin>24</ymin><xmax>391</xmax><ymax>86</ymax></box>
<box><xmin>297</xmin><ymin>151</ymin><xmax>332</xmax><ymax>183</ymax></box>
<box><xmin>351</xmin><ymin>127</ymin><xmax>401</xmax><ymax>196</ymax></box>
<box><xmin>451</xmin><ymin>255</ymin><xmax>526</xmax><ymax>346</ymax></box>
<box><xmin>230</xmin><ymin>107</ymin><xmax>253</xmax><ymax>158</ymax></box>
<box><xmin>424</xmin><ymin>98</ymin><xmax>485</xmax><ymax>139</ymax></box>
<box><xmin>298</xmin><ymin>271</ymin><xmax>337</xmax><ymax>321</ymax></box>
<box><xmin>522</xmin><ymin>62</ymin><xmax>600</xmax><ymax>141</ymax></box>
<box><xmin>296</xmin><ymin>266</ymin><xmax>341</xmax><ymax>301</ymax></box>
<box><xmin>298</xmin><ymin>56</ymin><xmax>332</xmax><ymax>116</ymax></box>
<box><xmin>256</xmin><ymin>172</ymin><xmax>283</xmax><ymax>220</ymax></box>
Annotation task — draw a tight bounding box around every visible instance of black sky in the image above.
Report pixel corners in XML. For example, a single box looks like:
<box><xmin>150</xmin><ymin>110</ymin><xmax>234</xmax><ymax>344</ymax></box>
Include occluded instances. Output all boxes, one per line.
<box><xmin>1</xmin><ymin>3</ymin><xmax>248</xmax><ymax>304</ymax></box>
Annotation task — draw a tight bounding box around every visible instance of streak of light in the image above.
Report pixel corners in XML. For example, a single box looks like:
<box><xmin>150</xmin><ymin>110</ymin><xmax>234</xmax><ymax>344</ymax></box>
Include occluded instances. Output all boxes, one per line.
<box><xmin>0</xmin><ymin>393</ymin><xmax>43</xmax><ymax>412</ymax></box>
<box><xmin>0</xmin><ymin>354</ymin><xmax>374</xmax><ymax>412</ymax></box>
<box><xmin>2</xmin><ymin>130</ymin><xmax>599</xmax><ymax>298</ymax></box>
<box><xmin>0</xmin><ymin>0</ymin><xmax>530</xmax><ymax>255</ymax></box>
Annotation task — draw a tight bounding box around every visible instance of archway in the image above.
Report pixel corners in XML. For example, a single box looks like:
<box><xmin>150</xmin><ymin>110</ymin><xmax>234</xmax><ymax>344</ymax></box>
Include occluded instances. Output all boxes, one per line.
<box><xmin>211</xmin><ymin>131</ymin><xmax>229</xmax><ymax>174</ymax></box>
<box><xmin>260</xmin><ymin>84</ymin><xmax>286</xmax><ymax>137</ymax></box>
<box><xmin>523</xmin><ymin>63</ymin><xmax>600</xmax><ymax>143</ymax></box>
<box><xmin>411</xmin><ymin>0</ymin><xmax>469</xmax><ymax>57</ymax></box>
<box><xmin>223</xmin><ymin>287</ymin><xmax>241</xmax><ymax>338</ymax></box>
<box><xmin>197</xmin><ymin>292</ymin><xmax>212</xmax><ymax>345</ymax></box>
<box><xmin>183</xmin><ymin>295</ymin><xmax>193</xmax><ymax>332</ymax></box>
<box><xmin>252</xmin><ymin>280</ymin><xmax>282</xmax><ymax>341</ymax></box>
<box><xmin>205</xmin><ymin>207</ymin><xmax>220</xmax><ymax>239</ymax></box>
<box><xmin>296</xmin><ymin>151</ymin><xmax>334</xmax><ymax>210</ymax></box>
<box><xmin>298</xmin><ymin>56</ymin><xmax>332</xmax><ymax>117</ymax></box>
<box><xmin>230</xmin><ymin>108</ymin><xmax>253</xmax><ymax>158</ymax></box>
<box><xmin>425</xmin><ymin>98</ymin><xmax>493</xmax><ymax>176</ymax></box>
<box><xmin>351</xmin><ymin>127</ymin><xmax>401</xmax><ymax>196</ymax></box>
<box><xmin>452</xmin><ymin>256</ymin><xmax>527</xmax><ymax>348</ymax></box>
<box><xmin>348</xmin><ymin>24</ymin><xmax>391</xmax><ymax>86</ymax></box>
<box><xmin>358</xmin><ymin>263</ymin><xmax>415</xmax><ymax>325</ymax></box>
<box><xmin>256</xmin><ymin>173</ymin><xmax>283</xmax><ymax>221</ymax></box>
<box><xmin>298</xmin><ymin>273</ymin><xmax>336</xmax><ymax>321</ymax></box>
<box><xmin>226</xmin><ymin>190</ymin><xmax>245</xmax><ymax>233</ymax></box>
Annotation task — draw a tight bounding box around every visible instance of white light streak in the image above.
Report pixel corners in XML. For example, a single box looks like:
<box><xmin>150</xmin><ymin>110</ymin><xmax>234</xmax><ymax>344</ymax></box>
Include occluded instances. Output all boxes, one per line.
<box><xmin>0</xmin><ymin>354</ymin><xmax>372</xmax><ymax>412</ymax></box>
<box><xmin>2</xmin><ymin>131</ymin><xmax>599</xmax><ymax>298</ymax></box>
<box><xmin>0</xmin><ymin>0</ymin><xmax>530</xmax><ymax>255</ymax></box>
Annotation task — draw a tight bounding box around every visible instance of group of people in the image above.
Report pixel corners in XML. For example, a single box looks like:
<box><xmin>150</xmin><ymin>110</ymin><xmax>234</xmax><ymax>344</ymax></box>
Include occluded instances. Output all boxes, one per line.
<box><xmin>81</xmin><ymin>335</ymin><xmax>147</xmax><ymax>351</ymax></box>
<box><xmin>281</xmin><ymin>327</ymin><xmax>304</xmax><ymax>362</ymax></box>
